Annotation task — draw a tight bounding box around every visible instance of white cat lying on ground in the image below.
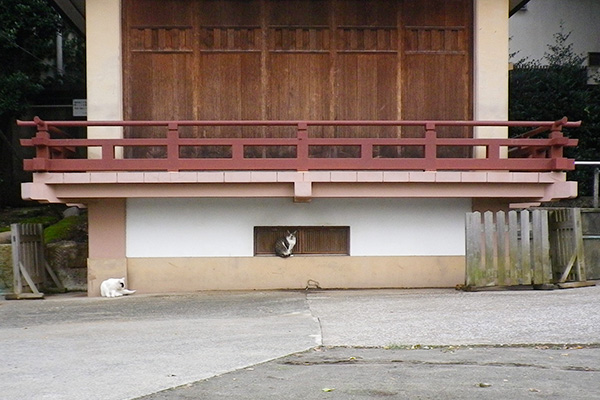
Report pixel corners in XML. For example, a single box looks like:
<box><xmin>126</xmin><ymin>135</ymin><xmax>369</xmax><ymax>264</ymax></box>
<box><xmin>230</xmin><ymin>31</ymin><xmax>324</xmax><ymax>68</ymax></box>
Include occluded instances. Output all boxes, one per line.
<box><xmin>100</xmin><ymin>277</ymin><xmax>136</xmax><ymax>297</ymax></box>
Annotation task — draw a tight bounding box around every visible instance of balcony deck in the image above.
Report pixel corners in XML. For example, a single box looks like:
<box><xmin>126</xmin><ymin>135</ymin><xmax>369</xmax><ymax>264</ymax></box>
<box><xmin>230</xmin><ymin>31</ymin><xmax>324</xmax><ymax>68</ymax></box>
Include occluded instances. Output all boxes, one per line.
<box><xmin>18</xmin><ymin>117</ymin><xmax>580</xmax><ymax>204</ymax></box>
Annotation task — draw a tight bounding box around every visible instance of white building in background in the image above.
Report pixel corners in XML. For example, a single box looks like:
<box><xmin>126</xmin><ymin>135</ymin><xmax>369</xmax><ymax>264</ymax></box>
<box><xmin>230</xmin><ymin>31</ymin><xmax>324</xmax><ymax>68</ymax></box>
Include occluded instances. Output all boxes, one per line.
<box><xmin>510</xmin><ymin>0</ymin><xmax>600</xmax><ymax>77</ymax></box>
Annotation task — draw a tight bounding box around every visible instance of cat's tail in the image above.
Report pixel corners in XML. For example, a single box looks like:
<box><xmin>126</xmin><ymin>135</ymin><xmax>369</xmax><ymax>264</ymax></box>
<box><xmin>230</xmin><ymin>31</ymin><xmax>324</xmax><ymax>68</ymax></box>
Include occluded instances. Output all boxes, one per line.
<box><xmin>121</xmin><ymin>289</ymin><xmax>136</xmax><ymax>295</ymax></box>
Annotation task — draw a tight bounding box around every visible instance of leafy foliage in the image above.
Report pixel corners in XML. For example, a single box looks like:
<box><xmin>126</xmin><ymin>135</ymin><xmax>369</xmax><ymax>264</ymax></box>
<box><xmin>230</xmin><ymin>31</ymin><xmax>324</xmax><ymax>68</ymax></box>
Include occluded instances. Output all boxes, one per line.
<box><xmin>0</xmin><ymin>0</ymin><xmax>85</xmax><ymax>116</ymax></box>
<box><xmin>44</xmin><ymin>214</ymin><xmax>88</xmax><ymax>243</ymax></box>
<box><xmin>510</xmin><ymin>26</ymin><xmax>600</xmax><ymax>195</ymax></box>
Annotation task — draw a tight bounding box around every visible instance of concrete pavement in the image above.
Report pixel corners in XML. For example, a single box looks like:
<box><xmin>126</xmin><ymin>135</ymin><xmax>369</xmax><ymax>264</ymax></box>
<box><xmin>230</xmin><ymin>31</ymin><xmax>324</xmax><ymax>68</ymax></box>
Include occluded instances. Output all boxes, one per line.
<box><xmin>1</xmin><ymin>286</ymin><xmax>599</xmax><ymax>399</ymax></box>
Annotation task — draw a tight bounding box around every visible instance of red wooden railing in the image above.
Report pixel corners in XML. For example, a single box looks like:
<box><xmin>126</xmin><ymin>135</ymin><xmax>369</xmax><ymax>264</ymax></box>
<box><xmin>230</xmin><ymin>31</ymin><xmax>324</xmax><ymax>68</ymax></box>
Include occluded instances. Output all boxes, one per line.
<box><xmin>18</xmin><ymin>117</ymin><xmax>580</xmax><ymax>173</ymax></box>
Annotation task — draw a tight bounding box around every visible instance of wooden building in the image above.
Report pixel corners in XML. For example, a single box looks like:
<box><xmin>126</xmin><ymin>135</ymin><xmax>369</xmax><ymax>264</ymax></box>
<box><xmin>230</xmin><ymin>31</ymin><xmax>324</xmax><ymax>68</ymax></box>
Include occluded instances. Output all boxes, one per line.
<box><xmin>22</xmin><ymin>0</ymin><xmax>579</xmax><ymax>295</ymax></box>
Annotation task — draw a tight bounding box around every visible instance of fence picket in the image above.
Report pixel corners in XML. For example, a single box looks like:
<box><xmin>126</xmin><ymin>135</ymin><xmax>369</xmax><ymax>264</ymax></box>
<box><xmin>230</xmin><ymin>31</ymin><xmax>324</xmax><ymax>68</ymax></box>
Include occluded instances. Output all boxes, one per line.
<box><xmin>572</xmin><ymin>208</ymin><xmax>586</xmax><ymax>281</ymax></box>
<box><xmin>507</xmin><ymin>211</ymin><xmax>520</xmax><ymax>286</ymax></box>
<box><xmin>483</xmin><ymin>211</ymin><xmax>497</xmax><ymax>286</ymax></box>
<box><xmin>496</xmin><ymin>211</ymin><xmax>507</xmax><ymax>286</ymax></box>
<box><xmin>465</xmin><ymin>211</ymin><xmax>483</xmax><ymax>287</ymax></box>
<box><xmin>520</xmin><ymin>210</ymin><xmax>532</xmax><ymax>285</ymax></box>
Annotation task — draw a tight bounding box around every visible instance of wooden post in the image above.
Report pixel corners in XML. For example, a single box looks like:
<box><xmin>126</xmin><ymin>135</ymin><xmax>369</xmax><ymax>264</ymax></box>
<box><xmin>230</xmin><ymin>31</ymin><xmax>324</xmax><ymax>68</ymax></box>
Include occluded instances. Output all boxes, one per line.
<box><xmin>424</xmin><ymin>123</ymin><xmax>436</xmax><ymax>171</ymax></box>
<box><xmin>297</xmin><ymin>122</ymin><xmax>309</xmax><ymax>171</ymax></box>
<box><xmin>167</xmin><ymin>123</ymin><xmax>179</xmax><ymax>172</ymax></box>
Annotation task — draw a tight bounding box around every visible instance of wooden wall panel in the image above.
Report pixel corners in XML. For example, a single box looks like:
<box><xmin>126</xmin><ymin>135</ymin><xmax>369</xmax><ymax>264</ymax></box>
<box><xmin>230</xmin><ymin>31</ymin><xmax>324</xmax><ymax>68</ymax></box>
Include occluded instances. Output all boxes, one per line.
<box><xmin>123</xmin><ymin>0</ymin><xmax>473</xmax><ymax>151</ymax></box>
<box><xmin>336</xmin><ymin>54</ymin><xmax>397</xmax><ymax>138</ymax></box>
<box><xmin>401</xmin><ymin>0</ymin><xmax>472</xmax><ymax>148</ymax></box>
<box><xmin>335</xmin><ymin>0</ymin><xmax>397</xmax><ymax>26</ymax></box>
<box><xmin>267</xmin><ymin>54</ymin><xmax>331</xmax><ymax>138</ymax></box>
<box><xmin>268</xmin><ymin>0</ymin><xmax>329</xmax><ymax>26</ymax></box>
<box><xmin>196</xmin><ymin>54</ymin><xmax>262</xmax><ymax>138</ymax></box>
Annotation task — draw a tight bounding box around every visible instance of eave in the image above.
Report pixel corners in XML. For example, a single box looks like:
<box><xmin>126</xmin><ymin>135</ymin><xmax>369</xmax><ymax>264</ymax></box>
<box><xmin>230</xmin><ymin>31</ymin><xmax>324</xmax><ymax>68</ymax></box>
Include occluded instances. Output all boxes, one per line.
<box><xmin>50</xmin><ymin>0</ymin><xmax>85</xmax><ymax>36</ymax></box>
<box><xmin>509</xmin><ymin>0</ymin><xmax>531</xmax><ymax>17</ymax></box>
<box><xmin>22</xmin><ymin>170</ymin><xmax>577</xmax><ymax>206</ymax></box>
<box><xmin>51</xmin><ymin>0</ymin><xmax>528</xmax><ymax>36</ymax></box>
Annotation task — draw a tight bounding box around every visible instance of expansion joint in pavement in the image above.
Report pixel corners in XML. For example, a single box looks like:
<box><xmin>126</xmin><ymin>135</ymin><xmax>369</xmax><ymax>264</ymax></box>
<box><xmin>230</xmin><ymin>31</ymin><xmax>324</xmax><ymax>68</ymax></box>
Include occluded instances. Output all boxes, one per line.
<box><xmin>304</xmin><ymin>291</ymin><xmax>324</xmax><ymax>346</ymax></box>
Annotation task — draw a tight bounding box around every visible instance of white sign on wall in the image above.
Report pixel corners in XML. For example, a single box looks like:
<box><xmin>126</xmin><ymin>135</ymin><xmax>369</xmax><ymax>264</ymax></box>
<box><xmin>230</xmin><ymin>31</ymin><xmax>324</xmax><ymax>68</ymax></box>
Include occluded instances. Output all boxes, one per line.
<box><xmin>72</xmin><ymin>99</ymin><xmax>87</xmax><ymax>117</ymax></box>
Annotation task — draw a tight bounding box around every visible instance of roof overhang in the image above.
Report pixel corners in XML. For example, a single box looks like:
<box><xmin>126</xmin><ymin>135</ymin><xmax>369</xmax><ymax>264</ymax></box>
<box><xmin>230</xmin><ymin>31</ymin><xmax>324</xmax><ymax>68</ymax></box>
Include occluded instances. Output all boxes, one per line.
<box><xmin>50</xmin><ymin>0</ymin><xmax>85</xmax><ymax>36</ymax></box>
<box><xmin>50</xmin><ymin>0</ymin><xmax>530</xmax><ymax>35</ymax></box>
<box><xmin>22</xmin><ymin>171</ymin><xmax>577</xmax><ymax>206</ymax></box>
<box><xmin>509</xmin><ymin>0</ymin><xmax>531</xmax><ymax>17</ymax></box>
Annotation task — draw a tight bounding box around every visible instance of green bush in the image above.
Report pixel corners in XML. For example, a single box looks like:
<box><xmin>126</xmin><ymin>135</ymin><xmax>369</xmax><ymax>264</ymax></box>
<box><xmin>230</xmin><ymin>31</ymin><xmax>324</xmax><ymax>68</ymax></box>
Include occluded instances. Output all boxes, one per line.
<box><xmin>44</xmin><ymin>215</ymin><xmax>88</xmax><ymax>243</ymax></box>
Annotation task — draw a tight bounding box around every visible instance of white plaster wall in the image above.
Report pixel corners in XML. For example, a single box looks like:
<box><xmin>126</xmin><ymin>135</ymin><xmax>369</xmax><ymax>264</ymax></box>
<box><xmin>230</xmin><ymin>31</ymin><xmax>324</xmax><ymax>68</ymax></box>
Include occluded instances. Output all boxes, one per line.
<box><xmin>510</xmin><ymin>0</ymin><xmax>600</xmax><ymax>64</ymax></box>
<box><xmin>473</xmin><ymin>0</ymin><xmax>509</xmax><ymax>157</ymax></box>
<box><xmin>126</xmin><ymin>198</ymin><xmax>471</xmax><ymax>257</ymax></box>
<box><xmin>474</xmin><ymin>0</ymin><xmax>509</xmax><ymax>122</ymax></box>
<box><xmin>86</xmin><ymin>0</ymin><xmax>123</xmax><ymax>158</ymax></box>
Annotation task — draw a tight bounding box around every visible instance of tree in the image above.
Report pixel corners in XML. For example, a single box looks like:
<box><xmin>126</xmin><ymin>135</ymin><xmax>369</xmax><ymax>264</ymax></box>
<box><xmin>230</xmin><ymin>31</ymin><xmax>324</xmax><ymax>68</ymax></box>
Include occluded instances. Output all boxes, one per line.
<box><xmin>0</xmin><ymin>0</ymin><xmax>85</xmax><ymax>206</ymax></box>
<box><xmin>510</xmin><ymin>25</ymin><xmax>600</xmax><ymax>196</ymax></box>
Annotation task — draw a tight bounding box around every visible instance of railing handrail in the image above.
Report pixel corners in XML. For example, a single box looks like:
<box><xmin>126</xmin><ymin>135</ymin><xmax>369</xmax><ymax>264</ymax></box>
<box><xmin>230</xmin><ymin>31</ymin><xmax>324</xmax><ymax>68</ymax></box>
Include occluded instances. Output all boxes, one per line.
<box><xmin>17</xmin><ymin>116</ymin><xmax>582</xmax><ymax>129</ymax></box>
<box><xmin>17</xmin><ymin>117</ymin><xmax>580</xmax><ymax>174</ymax></box>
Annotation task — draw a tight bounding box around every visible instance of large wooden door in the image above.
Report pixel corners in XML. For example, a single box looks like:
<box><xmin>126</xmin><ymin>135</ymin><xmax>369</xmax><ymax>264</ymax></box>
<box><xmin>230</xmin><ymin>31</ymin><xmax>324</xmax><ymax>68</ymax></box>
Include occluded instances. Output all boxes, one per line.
<box><xmin>123</xmin><ymin>0</ymin><xmax>472</xmax><ymax>150</ymax></box>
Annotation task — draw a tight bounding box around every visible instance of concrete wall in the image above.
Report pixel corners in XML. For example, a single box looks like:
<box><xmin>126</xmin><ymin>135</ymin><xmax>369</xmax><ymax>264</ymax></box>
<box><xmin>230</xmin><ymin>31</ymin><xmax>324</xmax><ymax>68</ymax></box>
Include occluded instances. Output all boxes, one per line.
<box><xmin>127</xmin><ymin>256</ymin><xmax>466</xmax><ymax>293</ymax></box>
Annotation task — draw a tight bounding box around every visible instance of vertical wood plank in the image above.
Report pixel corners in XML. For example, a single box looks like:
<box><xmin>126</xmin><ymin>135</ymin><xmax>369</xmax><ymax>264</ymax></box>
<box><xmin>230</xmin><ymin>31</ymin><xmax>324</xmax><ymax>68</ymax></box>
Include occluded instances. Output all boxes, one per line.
<box><xmin>11</xmin><ymin>224</ymin><xmax>22</xmax><ymax>294</ymax></box>
<box><xmin>465</xmin><ymin>212</ymin><xmax>483</xmax><ymax>287</ymax></box>
<box><xmin>496</xmin><ymin>211</ymin><xmax>507</xmax><ymax>286</ymax></box>
<box><xmin>540</xmin><ymin>210</ymin><xmax>552</xmax><ymax>283</ymax></box>
<box><xmin>572</xmin><ymin>208</ymin><xmax>587</xmax><ymax>281</ymax></box>
<box><xmin>508</xmin><ymin>210</ymin><xmax>520</xmax><ymax>286</ymax></box>
<box><xmin>520</xmin><ymin>210</ymin><xmax>532</xmax><ymax>285</ymax></box>
<box><xmin>531</xmin><ymin>210</ymin><xmax>543</xmax><ymax>284</ymax></box>
<box><xmin>532</xmin><ymin>210</ymin><xmax>552</xmax><ymax>285</ymax></box>
<box><xmin>483</xmin><ymin>211</ymin><xmax>496</xmax><ymax>286</ymax></box>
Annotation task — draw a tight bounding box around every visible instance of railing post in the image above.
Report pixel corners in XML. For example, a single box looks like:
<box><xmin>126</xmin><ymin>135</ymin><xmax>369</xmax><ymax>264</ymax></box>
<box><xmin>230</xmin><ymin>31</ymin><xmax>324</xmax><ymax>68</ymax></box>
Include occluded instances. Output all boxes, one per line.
<box><xmin>31</xmin><ymin>117</ymin><xmax>50</xmax><ymax>171</ymax></box>
<box><xmin>548</xmin><ymin>120</ymin><xmax>565</xmax><ymax>161</ymax></box>
<box><xmin>101</xmin><ymin>143</ymin><xmax>113</xmax><ymax>163</ymax></box>
<box><xmin>297</xmin><ymin>122</ymin><xmax>309</xmax><ymax>171</ymax></box>
<box><xmin>167</xmin><ymin>122</ymin><xmax>179</xmax><ymax>172</ymax></box>
<box><xmin>424</xmin><ymin>123</ymin><xmax>436</xmax><ymax>171</ymax></box>
<box><xmin>487</xmin><ymin>142</ymin><xmax>501</xmax><ymax>162</ymax></box>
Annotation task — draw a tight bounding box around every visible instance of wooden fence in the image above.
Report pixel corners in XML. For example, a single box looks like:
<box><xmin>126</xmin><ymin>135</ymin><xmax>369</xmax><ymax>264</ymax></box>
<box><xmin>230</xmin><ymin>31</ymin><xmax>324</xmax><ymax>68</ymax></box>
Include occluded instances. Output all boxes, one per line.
<box><xmin>465</xmin><ymin>209</ymin><xmax>591</xmax><ymax>290</ymax></box>
<box><xmin>6</xmin><ymin>223</ymin><xmax>64</xmax><ymax>300</ymax></box>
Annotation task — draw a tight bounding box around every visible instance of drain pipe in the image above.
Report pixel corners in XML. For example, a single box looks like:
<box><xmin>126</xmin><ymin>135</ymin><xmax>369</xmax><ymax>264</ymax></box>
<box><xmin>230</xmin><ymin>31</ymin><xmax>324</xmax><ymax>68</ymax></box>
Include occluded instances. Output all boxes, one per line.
<box><xmin>574</xmin><ymin>161</ymin><xmax>600</xmax><ymax>208</ymax></box>
<box><xmin>56</xmin><ymin>31</ymin><xmax>64</xmax><ymax>76</ymax></box>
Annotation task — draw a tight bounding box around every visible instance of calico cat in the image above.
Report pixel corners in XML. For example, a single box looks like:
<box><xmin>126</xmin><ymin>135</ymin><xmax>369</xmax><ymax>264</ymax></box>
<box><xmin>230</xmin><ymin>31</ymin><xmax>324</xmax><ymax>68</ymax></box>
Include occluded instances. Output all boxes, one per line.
<box><xmin>100</xmin><ymin>277</ymin><xmax>136</xmax><ymax>297</ymax></box>
<box><xmin>275</xmin><ymin>231</ymin><xmax>297</xmax><ymax>258</ymax></box>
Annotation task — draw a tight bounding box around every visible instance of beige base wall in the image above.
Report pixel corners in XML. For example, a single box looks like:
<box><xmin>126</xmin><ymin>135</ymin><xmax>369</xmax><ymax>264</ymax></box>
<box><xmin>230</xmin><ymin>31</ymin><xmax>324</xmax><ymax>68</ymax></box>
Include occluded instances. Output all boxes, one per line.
<box><xmin>88</xmin><ymin>258</ymin><xmax>128</xmax><ymax>296</ymax></box>
<box><xmin>117</xmin><ymin>256</ymin><xmax>465</xmax><ymax>294</ymax></box>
